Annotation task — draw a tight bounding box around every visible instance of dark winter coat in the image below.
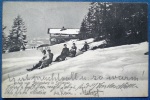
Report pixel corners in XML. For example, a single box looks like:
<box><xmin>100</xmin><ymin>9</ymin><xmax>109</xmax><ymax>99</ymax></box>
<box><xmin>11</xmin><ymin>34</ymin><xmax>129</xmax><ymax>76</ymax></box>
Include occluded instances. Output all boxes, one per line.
<box><xmin>70</xmin><ymin>46</ymin><xmax>77</xmax><ymax>57</ymax></box>
<box><xmin>61</xmin><ymin>47</ymin><xmax>69</xmax><ymax>57</ymax></box>
<box><xmin>71</xmin><ymin>46</ymin><xmax>77</xmax><ymax>51</ymax></box>
<box><xmin>48</xmin><ymin>53</ymin><xmax>53</xmax><ymax>63</ymax></box>
<box><xmin>55</xmin><ymin>47</ymin><xmax>69</xmax><ymax>62</ymax></box>
<box><xmin>81</xmin><ymin>44</ymin><xmax>89</xmax><ymax>51</ymax></box>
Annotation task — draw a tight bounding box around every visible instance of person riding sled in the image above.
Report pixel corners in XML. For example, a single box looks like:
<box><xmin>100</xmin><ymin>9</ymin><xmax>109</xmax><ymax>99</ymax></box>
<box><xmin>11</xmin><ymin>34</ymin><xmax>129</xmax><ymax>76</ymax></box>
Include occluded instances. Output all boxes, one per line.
<box><xmin>80</xmin><ymin>41</ymin><xmax>89</xmax><ymax>52</ymax></box>
<box><xmin>69</xmin><ymin>43</ymin><xmax>77</xmax><ymax>57</ymax></box>
<box><xmin>55</xmin><ymin>44</ymin><xmax>69</xmax><ymax>62</ymax></box>
<box><xmin>27</xmin><ymin>49</ymin><xmax>53</xmax><ymax>71</ymax></box>
<box><xmin>39</xmin><ymin>49</ymin><xmax>53</xmax><ymax>69</ymax></box>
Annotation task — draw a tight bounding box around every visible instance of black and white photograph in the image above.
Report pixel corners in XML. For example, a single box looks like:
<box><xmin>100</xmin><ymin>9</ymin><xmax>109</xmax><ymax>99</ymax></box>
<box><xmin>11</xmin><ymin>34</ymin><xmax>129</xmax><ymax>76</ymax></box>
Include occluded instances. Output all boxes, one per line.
<box><xmin>2</xmin><ymin>2</ymin><xmax>148</xmax><ymax>98</ymax></box>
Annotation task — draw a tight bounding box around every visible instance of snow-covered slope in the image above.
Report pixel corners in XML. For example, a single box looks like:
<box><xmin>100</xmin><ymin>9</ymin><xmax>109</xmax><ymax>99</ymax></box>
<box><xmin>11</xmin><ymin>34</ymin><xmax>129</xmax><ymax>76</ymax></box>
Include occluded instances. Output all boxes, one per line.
<box><xmin>2</xmin><ymin>40</ymin><xmax>148</xmax><ymax>97</ymax></box>
<box><xmin>2</xmin><ymin>40</ymin><xmax>148</xmax><ymax>81</ymax></box>
<box><xmin>2</xmin><ymin>38</ymin><xmax>94</xmax><ymax>81</ymax></box>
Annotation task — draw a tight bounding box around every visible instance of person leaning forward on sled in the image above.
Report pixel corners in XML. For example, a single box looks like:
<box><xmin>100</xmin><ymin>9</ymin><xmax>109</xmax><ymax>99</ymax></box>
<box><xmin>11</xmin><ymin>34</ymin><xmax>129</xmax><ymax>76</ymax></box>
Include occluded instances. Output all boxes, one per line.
<box><xmin>80</xmin><ymin>41</ymin><xmax>89</xmax><ymax>52</ymax></box>
<box><xmin>55</xmin><ymin>44</ymin><xmax>69</xmax><ymax>62</ymax></box>
<box><xmin>27</xmin><ymin>49</ymin><xmax>53</xmax><ymax>71</ymax></box>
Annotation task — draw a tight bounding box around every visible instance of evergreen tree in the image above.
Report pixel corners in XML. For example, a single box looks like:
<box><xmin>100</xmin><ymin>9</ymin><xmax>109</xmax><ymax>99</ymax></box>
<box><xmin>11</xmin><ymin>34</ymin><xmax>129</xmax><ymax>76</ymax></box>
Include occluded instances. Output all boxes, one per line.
<box><xmin>2</xmin><ymin>25</ymin><xmax>7</xmax><ymax>52</ymax></box>
<box><xmin>79</xmin><ymin>18</ymin><xmax>88</xmax><ymax>39</ymax></box>
<box><xmin>79</xmin><ymin>3</ymin><xmax>148</xmax><ymax>47</ymax></box>
<box><xmin>79</xmin><ymin>2</ymin><xmax>113</xmax><ymax>40</ymax></box>
<box><xmin>8</xmin><ymin>15</ymin><xmax>27</xmax><ymax>51</ymax></box>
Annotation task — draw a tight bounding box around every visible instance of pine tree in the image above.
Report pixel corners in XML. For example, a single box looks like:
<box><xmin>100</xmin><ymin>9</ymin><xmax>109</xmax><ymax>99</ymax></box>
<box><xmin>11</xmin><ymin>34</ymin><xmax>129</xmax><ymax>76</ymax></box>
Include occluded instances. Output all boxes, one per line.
<box><xmin>2</xmin><ymin>25</ymin><xmax>7</xmax><ymax>53</ymax></box>
<box><xmin>8</xmin><ymin>15</ymin><xmax>27</xmax><ymax>51</ymax></box>
<box><xmin>79</xmin><ymin>18</ymin><xmax>87</xmax><ymax>39</ymax></box>
<box><xmin>79</xmin><ymin>3</ymin><xmax>148</xmax><ymax>46</ymax></box>
<box><xmin>79</xmin><ymin>2</ymin><xmax>113</xmax><ymax>40</ymax></box>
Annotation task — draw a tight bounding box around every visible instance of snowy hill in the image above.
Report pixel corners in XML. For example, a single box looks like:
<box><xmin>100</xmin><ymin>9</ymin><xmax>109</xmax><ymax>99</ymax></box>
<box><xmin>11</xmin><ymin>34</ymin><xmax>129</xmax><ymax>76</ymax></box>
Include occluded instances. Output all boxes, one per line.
<box><xmin>2</xmin><ymin>39</ymin><xmax>148</xmax><ymax>97</ymax></box>
<box><xmin>2</xmin><ymin>38</ymin><xmax>95</xmax><ymax>81</ymax></box>
<box><xmin>2</xmin><ymin>40</ymin><xmax>148</xmax><ymax>81</ymax></box>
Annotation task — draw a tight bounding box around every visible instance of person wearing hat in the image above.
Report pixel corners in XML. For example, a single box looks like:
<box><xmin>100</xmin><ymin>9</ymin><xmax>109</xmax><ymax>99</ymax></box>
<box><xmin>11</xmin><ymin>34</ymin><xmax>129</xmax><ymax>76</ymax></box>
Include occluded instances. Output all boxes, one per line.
<box><xmin>55</xmin><ymin>44</ymin><xmax>69</xmax><ymax>61</ymax></box>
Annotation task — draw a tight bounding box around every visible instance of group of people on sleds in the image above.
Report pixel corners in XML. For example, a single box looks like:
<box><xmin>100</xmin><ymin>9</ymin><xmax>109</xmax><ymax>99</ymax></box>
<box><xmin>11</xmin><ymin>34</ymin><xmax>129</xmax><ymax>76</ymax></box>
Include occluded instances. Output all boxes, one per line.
<box><xmin>27</xmin><ymin>42</ymin><xmax>89</xmax><ymax>71</ymax></box>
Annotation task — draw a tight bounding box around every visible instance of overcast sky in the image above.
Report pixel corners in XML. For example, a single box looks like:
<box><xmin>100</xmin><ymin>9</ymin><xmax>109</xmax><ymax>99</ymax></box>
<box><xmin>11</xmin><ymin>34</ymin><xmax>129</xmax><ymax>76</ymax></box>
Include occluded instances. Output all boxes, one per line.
<box><xmin>3</xmin><ymin>2</ymin><xmax>90</xmax><ymax>39</ymax></box>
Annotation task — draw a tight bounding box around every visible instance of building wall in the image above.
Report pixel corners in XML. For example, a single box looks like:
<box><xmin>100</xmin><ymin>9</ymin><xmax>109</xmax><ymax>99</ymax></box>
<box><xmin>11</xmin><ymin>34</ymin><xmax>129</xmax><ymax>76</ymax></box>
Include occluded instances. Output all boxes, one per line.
<box><xmin>50</xmin><ymin>34</ymin><xmax>78</xmax><ymax>45</ymax></box>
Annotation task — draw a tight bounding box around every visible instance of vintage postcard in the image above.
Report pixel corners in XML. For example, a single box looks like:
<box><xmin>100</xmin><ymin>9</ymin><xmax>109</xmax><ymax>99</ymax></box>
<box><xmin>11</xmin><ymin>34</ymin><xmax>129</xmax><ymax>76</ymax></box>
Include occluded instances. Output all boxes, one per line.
<box><xmin>2</xmin><ymin>2</ymin><xmax>148</xmax><ymax>98</ymax></box>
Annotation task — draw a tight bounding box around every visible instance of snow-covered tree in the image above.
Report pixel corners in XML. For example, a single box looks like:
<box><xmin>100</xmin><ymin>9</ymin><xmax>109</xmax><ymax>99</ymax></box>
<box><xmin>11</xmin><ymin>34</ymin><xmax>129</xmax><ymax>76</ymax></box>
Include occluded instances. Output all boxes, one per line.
<box><xmin>8</xmin><ymin>15</ymin><xmax>27</xmax><ymax>51</ymax></box>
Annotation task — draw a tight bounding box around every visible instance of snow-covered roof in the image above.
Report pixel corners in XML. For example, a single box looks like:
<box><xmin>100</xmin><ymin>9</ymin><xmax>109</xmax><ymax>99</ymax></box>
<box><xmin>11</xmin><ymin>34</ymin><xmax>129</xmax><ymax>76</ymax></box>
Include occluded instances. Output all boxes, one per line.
<box><xmin>49</xmin><ymin>28</ymin><xmax>79</xmax><ymax>34</ymax></box>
